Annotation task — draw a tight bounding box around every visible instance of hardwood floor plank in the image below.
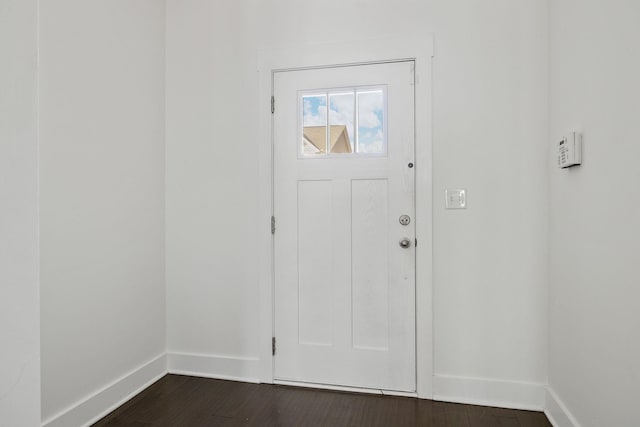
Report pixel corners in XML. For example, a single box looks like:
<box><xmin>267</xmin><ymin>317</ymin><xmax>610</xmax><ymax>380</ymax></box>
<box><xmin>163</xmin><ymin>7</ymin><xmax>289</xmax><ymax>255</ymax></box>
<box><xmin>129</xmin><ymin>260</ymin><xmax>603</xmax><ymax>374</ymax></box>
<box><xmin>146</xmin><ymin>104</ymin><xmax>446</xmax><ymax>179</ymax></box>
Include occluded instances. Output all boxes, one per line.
<box><xmin>516</xmin><ymin>410</ymin><xmax>554</xmax><ymax>427</ymax></box>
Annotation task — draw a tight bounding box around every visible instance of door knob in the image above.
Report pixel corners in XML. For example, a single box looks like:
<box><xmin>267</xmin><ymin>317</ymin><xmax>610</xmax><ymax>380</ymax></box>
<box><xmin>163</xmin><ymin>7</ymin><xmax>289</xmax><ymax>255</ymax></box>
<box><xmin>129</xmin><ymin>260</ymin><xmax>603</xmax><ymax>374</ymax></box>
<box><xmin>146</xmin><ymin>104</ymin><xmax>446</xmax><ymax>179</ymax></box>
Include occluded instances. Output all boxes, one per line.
<box><xmin>399</xmin><ymin>238</ymin><xmax>412</xmax><ymax>249</ymax></box>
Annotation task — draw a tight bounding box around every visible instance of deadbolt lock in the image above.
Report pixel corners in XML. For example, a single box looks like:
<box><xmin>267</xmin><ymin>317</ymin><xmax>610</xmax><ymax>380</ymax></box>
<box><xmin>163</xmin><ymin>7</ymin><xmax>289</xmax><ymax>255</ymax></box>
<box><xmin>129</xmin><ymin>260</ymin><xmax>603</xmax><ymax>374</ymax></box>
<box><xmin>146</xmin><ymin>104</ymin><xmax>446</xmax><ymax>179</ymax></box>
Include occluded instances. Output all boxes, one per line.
<box><xmin>399</xmin><ymin>215</ymin><xmax>411</xmax><ymax>226</ymax></box>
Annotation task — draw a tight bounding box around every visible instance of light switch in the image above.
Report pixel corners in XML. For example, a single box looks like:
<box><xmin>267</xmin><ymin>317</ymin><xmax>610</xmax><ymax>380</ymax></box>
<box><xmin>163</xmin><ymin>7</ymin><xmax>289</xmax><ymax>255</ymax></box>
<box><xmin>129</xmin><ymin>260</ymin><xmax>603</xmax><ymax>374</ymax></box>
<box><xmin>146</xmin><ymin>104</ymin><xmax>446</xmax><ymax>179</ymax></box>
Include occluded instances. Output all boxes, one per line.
<box><xmin>445</xmin><ymin>189</ymin><xmax>466</xmax><ymax>209</ymax></box>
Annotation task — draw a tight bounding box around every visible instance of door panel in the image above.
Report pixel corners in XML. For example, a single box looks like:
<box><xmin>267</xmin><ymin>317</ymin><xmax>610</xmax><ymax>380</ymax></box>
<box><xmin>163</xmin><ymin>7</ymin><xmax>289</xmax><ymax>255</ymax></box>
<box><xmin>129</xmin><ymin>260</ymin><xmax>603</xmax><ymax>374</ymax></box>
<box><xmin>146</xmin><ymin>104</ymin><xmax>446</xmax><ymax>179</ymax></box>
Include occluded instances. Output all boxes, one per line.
<box><xmin>351</xmin><ymin>178</ymin><xmax>389</xmax><ymax>351</ymax></box>
<box><xmin>297</xmin><ymin>180</ymin><xmax>333</xmax><ymax>346</ymax></box>
<box><xmin>273</xmin><ymin>61</ymin><xmax>415</xmax><ymax>392</ymax></box>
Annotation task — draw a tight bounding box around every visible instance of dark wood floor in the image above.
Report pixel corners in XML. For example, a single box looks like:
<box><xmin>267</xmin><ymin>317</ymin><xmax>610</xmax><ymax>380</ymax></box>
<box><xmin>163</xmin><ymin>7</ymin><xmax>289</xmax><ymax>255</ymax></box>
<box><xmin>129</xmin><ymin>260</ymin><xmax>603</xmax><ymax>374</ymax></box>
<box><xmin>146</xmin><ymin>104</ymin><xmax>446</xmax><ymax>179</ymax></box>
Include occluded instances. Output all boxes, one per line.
<box><xmin>93</xmin><ymin>375</ymin><xmax>551</xmax><ymax>427</ymax></box>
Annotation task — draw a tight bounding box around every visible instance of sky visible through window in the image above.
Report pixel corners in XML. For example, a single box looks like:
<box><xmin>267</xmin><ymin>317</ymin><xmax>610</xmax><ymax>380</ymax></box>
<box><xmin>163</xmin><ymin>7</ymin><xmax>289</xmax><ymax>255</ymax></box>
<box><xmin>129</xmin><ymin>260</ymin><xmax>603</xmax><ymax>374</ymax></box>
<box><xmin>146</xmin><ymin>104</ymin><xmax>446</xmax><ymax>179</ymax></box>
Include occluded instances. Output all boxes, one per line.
<box><xmin>302</xmin><ymin>87</ymin><xmax>385</xmax><ymax>155</ymax></box>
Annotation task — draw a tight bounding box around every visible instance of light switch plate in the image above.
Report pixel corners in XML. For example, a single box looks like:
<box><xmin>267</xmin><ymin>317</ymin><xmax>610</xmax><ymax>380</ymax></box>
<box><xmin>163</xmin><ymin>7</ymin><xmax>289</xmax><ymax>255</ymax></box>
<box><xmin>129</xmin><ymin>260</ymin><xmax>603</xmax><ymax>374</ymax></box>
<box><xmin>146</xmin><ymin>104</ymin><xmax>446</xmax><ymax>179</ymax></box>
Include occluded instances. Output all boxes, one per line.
<box><xmin>445</xmin><ymin>188</ymin><xmax>466</xmax><ymax>209</ymax></box>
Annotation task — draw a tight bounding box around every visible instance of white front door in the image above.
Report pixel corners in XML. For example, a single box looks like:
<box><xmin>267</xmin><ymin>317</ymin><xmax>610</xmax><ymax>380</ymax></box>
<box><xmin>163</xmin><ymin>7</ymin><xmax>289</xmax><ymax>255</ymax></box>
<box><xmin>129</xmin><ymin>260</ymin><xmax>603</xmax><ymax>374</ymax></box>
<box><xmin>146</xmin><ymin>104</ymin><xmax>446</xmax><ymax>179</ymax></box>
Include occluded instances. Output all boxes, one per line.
<box><xmin>273</xmin><ymin>61</ymin><xmax>416</xmax><ymax>392</ymax></box>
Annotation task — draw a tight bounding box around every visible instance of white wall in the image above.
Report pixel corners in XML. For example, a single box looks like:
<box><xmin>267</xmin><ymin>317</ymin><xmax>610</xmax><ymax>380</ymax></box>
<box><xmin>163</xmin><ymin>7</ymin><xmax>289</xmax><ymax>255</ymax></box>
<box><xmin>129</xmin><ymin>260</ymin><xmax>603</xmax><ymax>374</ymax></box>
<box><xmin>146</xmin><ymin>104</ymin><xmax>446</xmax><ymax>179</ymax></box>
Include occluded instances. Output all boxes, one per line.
<box><xmin>548</xmin><ymin>1</ymin><xmax>640</xmax><ymax>426</ymax></box>
<box><xmin>166</xmin><ymin>0</ymin><xmax>549</xmax><ymax>404</ymax></box>
<box><xmin>165</xmin><ymin>0</ymin><xmax>261</xmax><ymax>360</ymax></box>
<box><xmin>39</xmin><ymin>1</ymin><xmax>166</xmax><ymax>424</ymax></box>
<box><xmin>428</xmin><ymin>0</ymin><xmax>548</xmax><ymax>388</ymax></box>
<box><xmin>0</xmin><ymin>1</ymin><xmax>41</xmax><ymax>425</ymax></box>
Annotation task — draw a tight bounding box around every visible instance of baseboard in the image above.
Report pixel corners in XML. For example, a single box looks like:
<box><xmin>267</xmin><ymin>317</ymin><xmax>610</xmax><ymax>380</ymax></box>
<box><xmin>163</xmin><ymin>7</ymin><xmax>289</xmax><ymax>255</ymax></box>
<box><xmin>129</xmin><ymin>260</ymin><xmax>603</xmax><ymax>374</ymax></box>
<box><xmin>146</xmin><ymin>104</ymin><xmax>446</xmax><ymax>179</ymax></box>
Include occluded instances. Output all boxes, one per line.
<box><xmin>41</xmin><ymin>357</ymin><xmax>568</xmax><ymax>427</ymax></box>
<box><xmin>167</xmin><ymin>352</ymin><xmax>261</xmax><ymax>383</ymax></box>
<box><xmin>41</xmin><ymin>354</ymin><xmax>167</xmax><ymax>427</ymax></box>
<box><xmin>432</xmin><ymin>374</ymin><xmax>545</xmax><ymax>411</ymax></box>
<box><xmin>545</xmin><ymin>387</ymin><xmax>580</xmax><ymax>427</ymax></box>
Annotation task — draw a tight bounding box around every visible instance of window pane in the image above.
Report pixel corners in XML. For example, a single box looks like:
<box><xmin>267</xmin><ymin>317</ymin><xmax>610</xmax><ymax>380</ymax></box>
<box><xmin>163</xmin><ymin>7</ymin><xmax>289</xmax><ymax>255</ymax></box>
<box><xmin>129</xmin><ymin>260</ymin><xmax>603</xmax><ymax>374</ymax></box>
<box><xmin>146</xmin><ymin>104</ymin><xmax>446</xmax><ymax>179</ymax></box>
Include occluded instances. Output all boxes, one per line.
<box><xmin>302</xmin><ymin>95</ymin><xmax>327</xmax><ymax>155</ymax></box>
<box><xmin>329</xmin><ymin>92</ymin><xmax>355</xmax><ymax>154</ymax></box>
<box><xmin>357</xmin><ymin>90</ymin><xmax>385</xmax><ymax>154</ymax></box>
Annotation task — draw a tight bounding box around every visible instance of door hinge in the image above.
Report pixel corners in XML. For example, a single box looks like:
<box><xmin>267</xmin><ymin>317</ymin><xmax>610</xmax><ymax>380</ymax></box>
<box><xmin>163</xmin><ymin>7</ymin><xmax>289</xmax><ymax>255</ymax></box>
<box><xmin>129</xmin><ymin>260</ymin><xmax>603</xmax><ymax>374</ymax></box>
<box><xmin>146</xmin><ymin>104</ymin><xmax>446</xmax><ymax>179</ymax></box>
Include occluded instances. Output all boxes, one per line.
<box><xmin>415</xmin><ymin>238</ymin><xmax>418</xmax><ymax>247</ymax></box>
<box><xmin>272</xmin><ymin>337</ymin><xmax>276</xmax><ymax>356</ymax></box>
<box><xmin>271</xmin><ymin>216</ymin><xmax>276</xmax><ymax>234</ymax></box>
<box><xmin>271</xmin><ymin>96</ymin><xmax>275</xmax><ymax>114</ymax></box>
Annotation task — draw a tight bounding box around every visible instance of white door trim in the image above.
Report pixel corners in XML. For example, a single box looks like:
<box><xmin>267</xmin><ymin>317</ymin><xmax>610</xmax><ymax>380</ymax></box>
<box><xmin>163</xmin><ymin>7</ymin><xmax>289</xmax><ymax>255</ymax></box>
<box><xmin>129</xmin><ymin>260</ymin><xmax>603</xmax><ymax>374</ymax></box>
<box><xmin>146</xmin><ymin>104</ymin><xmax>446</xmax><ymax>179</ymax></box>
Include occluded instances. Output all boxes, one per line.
<box><xmin>257</xmin><ymin>35</ymin><xmax>434</xmax><ymax>399</ymax></box>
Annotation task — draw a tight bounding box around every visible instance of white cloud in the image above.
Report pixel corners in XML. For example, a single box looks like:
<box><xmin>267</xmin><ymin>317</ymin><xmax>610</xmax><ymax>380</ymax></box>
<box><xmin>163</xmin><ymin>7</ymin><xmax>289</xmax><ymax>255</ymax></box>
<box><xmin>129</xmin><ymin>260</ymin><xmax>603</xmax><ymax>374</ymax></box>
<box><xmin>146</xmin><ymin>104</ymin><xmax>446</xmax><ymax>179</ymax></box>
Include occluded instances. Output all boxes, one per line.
<box><xmin>303</xmin><ymin>97</ymin><xmax>327</xmax><ymax>126</ymax></box>
<box><xmin>359</xmin><ymin>129</ymin><xmax>384</xmax><ymax>154</ymax></box>
<box><xmin>358</xmin><ymin>111</ymin><xmax>381</xmax><ymax>128</ymax></box>
<box><xmin>357</xmin><ymin>91</ymin><xmax>383</xmax><ymax>129</ymax></box>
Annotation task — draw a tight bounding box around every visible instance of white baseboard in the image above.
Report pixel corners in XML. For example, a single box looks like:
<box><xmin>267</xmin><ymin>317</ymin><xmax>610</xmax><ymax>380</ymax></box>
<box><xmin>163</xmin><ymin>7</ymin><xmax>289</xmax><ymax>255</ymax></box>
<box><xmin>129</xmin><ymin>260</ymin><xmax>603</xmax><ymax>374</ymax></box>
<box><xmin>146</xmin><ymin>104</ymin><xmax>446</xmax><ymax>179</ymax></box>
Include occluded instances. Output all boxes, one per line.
<box><xmin>42</xmin><ymin>357</ymin><xmax>570</xmax><ymax>427</ymax></box>
<box><xmin>42</xmin><ymin>354</ymin><xmax>167</xmax><ymax>427</ymax></box>
<box><xmin>432</xmin><ymin>374</ymin><xmax>545</xmax><ymax>411</ymax></box>
<box><xmin>167</xmin><ymin>352</ymin><xmax>261</xmax><ymax>383</ymax></box>
<box><xmin>545</xmin><ymin>387</ymin><xmax>580</xmax><ymax>427</ymax></box>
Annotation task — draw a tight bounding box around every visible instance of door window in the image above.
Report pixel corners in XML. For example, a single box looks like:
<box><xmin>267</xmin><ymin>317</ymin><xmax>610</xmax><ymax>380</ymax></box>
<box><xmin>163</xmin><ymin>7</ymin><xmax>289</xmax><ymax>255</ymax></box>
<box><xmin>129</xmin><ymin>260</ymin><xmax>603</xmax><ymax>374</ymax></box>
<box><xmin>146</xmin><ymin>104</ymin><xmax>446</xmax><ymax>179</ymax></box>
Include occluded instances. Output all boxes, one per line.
<box><xmin>300</xmin><ymin>87</ymin><xmax>386</xmax><ymax>157</ymax></box>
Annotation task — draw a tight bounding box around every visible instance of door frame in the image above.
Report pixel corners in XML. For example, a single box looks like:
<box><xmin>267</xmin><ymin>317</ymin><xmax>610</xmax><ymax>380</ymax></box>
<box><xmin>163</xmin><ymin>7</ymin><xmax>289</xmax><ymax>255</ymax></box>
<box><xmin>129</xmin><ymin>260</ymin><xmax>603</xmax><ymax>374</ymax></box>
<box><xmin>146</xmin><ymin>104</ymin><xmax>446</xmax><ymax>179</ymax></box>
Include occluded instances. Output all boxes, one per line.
<box><xmin>257</xmin><ymin>35</ymin><xmax>434</xmax><ymax>398</ymax></box>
